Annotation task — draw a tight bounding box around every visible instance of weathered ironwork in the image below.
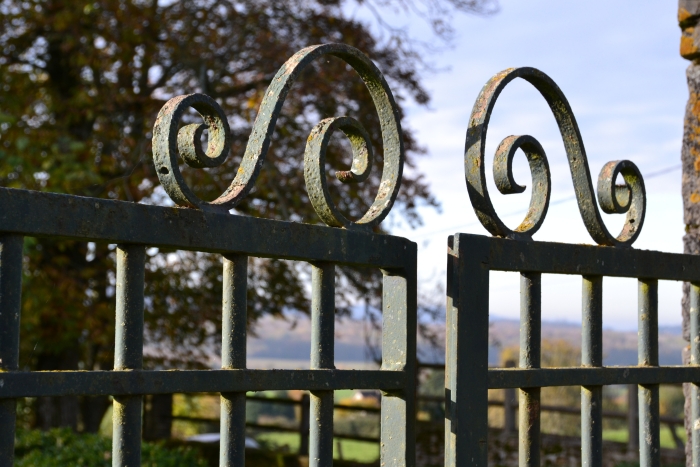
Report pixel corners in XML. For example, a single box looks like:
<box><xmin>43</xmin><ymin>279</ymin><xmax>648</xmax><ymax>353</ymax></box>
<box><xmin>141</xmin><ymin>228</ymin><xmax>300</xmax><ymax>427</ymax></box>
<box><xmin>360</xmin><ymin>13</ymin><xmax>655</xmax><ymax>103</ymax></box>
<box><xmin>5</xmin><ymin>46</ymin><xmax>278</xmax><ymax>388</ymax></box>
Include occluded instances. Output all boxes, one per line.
<box><xmin>152</xmin><ymin>43</ymin><xmax>403</xmax><ymax>231</ymax></box>
<box><xmin>0</xmin><ymin>43</ymin><xmax>416</xmax><ymax>467</ymax></box>
<box><xmin>465</xmin><ymin>67</ymin><xmax>646</xmax><ymax>247</ymax></box>
<box><xmin>447</xmin><ymin>67</ymin><xmax>693</xmax><ymax>467</ymax></box>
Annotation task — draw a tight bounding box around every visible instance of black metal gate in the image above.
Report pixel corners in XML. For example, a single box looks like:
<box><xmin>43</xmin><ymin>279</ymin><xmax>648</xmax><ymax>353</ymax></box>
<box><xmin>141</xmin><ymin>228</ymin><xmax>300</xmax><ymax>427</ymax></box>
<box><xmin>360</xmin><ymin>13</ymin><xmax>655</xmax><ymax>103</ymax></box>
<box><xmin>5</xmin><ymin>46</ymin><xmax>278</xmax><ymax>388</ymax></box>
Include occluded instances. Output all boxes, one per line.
<box><xmin>2</xmin><ymin>41</ymin><xmax>699</xmax><ymax>467</ymax></box>
<box><xmin>0</xmin><ymin>44</ymin><xmax>416</xmax><ymax>467</ymax></box>
<box><xmin>446</xmin><ymin>67</ymin><xmax>696</xmax><ymax>467</ymax></box>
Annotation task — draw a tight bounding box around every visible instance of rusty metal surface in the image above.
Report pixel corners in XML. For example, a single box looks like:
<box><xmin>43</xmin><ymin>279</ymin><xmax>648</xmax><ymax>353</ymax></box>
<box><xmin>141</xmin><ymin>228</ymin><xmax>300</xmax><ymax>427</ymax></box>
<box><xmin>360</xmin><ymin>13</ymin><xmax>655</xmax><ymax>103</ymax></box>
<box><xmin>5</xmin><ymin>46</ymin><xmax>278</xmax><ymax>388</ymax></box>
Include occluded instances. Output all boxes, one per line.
<box><xmin>464</xmin><ymin>67</ymin><xmax>646</xmax><ymax>247</ymax></box>
<box><xmin>152</xmin><ymin>43</ymin><xmax>403</xmax><ymax>230</ymax></box>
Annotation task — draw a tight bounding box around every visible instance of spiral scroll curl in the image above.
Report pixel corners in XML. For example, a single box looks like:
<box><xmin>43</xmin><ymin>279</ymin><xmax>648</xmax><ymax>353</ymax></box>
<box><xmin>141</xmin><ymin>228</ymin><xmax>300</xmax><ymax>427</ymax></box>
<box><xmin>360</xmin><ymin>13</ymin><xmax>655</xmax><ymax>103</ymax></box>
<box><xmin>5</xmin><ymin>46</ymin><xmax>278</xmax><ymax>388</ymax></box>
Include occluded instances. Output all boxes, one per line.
<box><xmin>465</xmin><ymin>67</ymin><xmax>646</xmax><ymax>247</ymax></box>
<box><xmin>152</xmin><ymin>43</ymin><xmax>404</xmax><ymax>230</ymax></box>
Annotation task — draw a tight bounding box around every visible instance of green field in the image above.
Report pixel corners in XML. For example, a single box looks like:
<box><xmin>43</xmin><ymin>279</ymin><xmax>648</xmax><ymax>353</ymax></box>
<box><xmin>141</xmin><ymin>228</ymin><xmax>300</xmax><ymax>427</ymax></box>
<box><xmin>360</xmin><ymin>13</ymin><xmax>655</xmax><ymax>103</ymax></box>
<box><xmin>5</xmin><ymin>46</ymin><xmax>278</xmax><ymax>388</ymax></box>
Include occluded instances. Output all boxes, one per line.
<box><xmin>255</xmin><ymin>432</ymin><xmax>379</xmax><ymax>463</ymax></box>
<box><xmin>603</xmin><ymin>426</ymin><xmax>685</xmax><ymax>450</ymax></box>
<box><xmin>334</xmin><ymin>390</ymin><xmax>357</xmax><ymax>402</ymax></box>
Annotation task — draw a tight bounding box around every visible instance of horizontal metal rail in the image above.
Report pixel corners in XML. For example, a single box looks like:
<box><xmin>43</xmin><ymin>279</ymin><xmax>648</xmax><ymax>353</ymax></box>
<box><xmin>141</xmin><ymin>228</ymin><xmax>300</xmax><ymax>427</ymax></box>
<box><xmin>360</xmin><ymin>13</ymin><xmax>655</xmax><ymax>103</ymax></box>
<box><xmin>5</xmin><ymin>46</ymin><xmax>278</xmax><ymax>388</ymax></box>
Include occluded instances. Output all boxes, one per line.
<box><xmin>488</xmin><ymin>366</ymin><xmax>700</xmax><ymax>388</ymax></box>
<box><xmin>0</xmin><ymin>369</ymin><xmax>405</xmax><ymax>398</ymax></box>
<box><xmin>0</xmin><ymin>188</ymin><xmax>414</xmax><ymax>268</ymax></box>
<box><xmin>463</xmin><ymin>233</ymin><xmax>700</xmax><ymax>281</ymax></box>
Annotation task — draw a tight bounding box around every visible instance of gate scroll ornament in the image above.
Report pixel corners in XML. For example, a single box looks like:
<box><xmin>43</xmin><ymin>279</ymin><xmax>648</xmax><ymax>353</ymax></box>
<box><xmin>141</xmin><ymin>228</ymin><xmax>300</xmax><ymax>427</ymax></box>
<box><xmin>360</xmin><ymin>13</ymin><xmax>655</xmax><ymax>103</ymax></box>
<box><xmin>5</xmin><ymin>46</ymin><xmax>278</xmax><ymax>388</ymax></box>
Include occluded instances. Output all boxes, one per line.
<box><xmin>0</xmin><ymin>43</ymin><xmax>416</xmax><ymax>467</ymax></box>
<box><xmin>466</xmin><ymin>67</ymin><xmax>646</xmax><ymax>247</ymax></box>
<box><xmin>152</xmin><ymin>43</ymin><xmax>403</xmax><ymax>230</ymax></box>
<box><xmin>447</xmin><ymin>67</ymin><xmax>698</xmax><ymax>467</ymax></box>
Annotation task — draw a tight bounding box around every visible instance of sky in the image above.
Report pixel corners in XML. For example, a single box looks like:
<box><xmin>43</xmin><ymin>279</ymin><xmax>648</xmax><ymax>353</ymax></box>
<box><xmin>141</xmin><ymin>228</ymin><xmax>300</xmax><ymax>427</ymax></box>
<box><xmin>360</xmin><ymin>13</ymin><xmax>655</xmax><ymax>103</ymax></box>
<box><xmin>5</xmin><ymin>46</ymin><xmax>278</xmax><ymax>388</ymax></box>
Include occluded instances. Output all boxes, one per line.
<box><xmin>368</xmin><ymin>1</ymin><xmax>689</xmax><ymax>330</ymax></box>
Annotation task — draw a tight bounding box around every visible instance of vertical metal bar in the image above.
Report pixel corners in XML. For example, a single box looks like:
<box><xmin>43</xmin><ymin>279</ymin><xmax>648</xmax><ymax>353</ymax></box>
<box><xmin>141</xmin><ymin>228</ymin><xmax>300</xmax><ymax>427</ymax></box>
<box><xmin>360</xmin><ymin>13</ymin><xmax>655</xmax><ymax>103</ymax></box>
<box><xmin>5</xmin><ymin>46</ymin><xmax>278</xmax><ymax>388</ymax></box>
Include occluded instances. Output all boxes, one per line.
<box><xmin>310</xmin><ymin>262</ymin><xmax>334</xmax><ymax>467</ymax></box>
<box><xmin>638</xmin><ymin>278</ymin><xmax>659</xmax><ymax>467</ymax></box>
<box><xmin>381</xmin><ymin>242</ymin><xmax>417</xmax><ymax>467</ymax></box>
<box><xmin>690</xmin><ymin>283</ymin><xmax>700</xmax><ymax>467</ymax></box>
<box><xmin>628</xmin><ymin>384</ymin><xmax>639</xmax><ymax>450</ymax></box>
<box><xmin>0</xmin><ymin>235</ymin><xmax>23</xmax><ymax>467</ymax></box>
<box><xmin>445</xmin><ymin>236</ymin><xmax>456</xmax><ymax>467</ymax></box>
<box><xmin>581</xmin><ymin>276</ymin><xmax>603</xmax><ymax>467</ymax></box>
<box><xmin>220</xmin><ymin>255</ymin><xmax>248</xmax><ymax>467</ymax></box>
<box><xmin>503</xmin><ymin>359</ymin><xmax>517</xmax><ymax>436</ymax></box>
<box><xmin>519</xmin><ymin>272</ymin><xmax>541</xmax><ymax>467</ymax></box>
<box><xmin>446</xmin><ymin>234</ymin><xmax>490</xmax><ymax>467</ymax></box>
<box><xmin>299</xmin><ymin>393</ymin><xmax>310</xmax><ymax>456</ymax></box>
<box><xmin>113</xmin><ymin>244</ymin><xmax>145</xmax><ymax>467</ymax></box>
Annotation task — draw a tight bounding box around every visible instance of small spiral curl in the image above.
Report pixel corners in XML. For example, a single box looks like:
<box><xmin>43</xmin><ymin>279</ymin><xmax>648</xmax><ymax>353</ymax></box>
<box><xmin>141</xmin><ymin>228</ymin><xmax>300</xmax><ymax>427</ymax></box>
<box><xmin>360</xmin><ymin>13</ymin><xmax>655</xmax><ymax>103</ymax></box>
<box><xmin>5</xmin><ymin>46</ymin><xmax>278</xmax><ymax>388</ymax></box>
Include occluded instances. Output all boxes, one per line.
<box><xmin>152</xmin><ymin>94</ymin><xmax>231</xmax><ymax>209</ymax></box>
<box><xmin>465</xmin><ymin>67</ymin><xmax>646</xmax><ymax>247</ymax></box>
<box><xmin>152</xmin><ymin>43</ymin><xmax>403</xmax><ymax>229</ymax></box>
<box><xmin>304</xmin><ymin>116</ymin><xmax>376</xmax><ymax>228</ymax></box>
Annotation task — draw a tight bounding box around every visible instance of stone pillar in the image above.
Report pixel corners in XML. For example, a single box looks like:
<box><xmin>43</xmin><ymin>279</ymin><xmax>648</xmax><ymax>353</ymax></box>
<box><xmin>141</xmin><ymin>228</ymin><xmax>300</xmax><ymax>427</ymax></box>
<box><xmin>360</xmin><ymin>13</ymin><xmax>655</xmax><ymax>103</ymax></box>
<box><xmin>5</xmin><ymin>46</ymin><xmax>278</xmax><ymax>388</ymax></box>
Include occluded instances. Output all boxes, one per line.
<box><xmin>679</xmin><ymin>2</ymin><xmax>700</xmax><ymax>465</ymax></box>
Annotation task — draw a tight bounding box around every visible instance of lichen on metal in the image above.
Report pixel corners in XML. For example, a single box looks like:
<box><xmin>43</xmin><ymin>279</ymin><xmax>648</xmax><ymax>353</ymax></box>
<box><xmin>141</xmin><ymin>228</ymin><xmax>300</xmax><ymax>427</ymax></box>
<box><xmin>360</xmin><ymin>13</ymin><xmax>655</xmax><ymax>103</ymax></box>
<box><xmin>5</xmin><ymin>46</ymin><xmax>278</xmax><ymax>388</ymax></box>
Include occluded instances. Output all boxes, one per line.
<box><xmin>152</xmin><ymin>43</ymin><xmax>403</xmax><ymax>230</ymax></box>
<box><xmin>464</xmin><ymin>67</ymin><xmax>646</xmax><ymax>247</ymax></box>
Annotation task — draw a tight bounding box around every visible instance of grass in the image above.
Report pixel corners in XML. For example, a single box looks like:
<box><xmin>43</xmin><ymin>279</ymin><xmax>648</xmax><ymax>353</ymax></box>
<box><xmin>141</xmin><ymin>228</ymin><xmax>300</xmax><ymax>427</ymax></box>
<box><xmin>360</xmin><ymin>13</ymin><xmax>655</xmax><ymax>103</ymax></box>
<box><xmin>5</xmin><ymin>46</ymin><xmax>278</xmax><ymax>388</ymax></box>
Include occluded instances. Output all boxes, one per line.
<box><xmin>255</xmin><ymin>432</ymin><xmax>379</xmax><ymax>463</ymax></box>
<box><xmin>603</xmin><ymin>426</ymin><xmax>685</xmax><ymax>450</ymax></box>
<box><xmin>335</xmin><ymin>390</ymin><xmax>356</xmax><ymax>402</ymax></box>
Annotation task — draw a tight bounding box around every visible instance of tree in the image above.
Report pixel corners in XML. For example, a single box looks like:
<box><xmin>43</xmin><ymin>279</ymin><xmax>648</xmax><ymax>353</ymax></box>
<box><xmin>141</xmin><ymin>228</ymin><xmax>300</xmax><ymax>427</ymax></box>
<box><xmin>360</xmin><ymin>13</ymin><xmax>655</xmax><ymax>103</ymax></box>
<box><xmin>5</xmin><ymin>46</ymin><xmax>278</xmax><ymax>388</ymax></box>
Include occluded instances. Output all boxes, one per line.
<box><xmin>679</xmin><ymin>1</ymin><xmax>700</xmax><ymax>464</ymax></box>
<box><xmin>0</xmin><ymin>0</ymin><xmax>496</xmax><ymax>433</ymax></box>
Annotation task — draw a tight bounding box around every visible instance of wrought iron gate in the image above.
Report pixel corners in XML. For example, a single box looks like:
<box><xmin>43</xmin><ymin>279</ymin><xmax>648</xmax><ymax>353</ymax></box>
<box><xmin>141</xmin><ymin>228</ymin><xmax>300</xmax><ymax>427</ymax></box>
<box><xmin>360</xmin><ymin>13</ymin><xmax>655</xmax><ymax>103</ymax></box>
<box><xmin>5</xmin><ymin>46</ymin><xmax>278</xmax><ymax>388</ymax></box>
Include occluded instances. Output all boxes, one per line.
<box><xmin>0</xmin><ymin>44</ymin><xmax>416</xmax><ymax>467</ymax></box>
<box><xmin>446</xmin><ymin>67</ymin><xmax>697</xmax><ymax>467</ymax></box>
<box><xmin>2</xmin><ymin>41</ymin><xmax>699</xmax><ymax>467</ymax></box>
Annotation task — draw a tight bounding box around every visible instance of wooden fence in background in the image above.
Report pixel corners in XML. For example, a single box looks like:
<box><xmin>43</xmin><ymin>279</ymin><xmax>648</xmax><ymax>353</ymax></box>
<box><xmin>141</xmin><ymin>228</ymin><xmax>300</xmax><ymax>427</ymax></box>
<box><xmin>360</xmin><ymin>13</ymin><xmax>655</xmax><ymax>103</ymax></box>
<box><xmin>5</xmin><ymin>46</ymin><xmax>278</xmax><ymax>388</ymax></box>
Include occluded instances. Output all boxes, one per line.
<box><xmin>170</xmin><ymin>361</ymin><xmax>686</xmax><ymax>455</ymax></box>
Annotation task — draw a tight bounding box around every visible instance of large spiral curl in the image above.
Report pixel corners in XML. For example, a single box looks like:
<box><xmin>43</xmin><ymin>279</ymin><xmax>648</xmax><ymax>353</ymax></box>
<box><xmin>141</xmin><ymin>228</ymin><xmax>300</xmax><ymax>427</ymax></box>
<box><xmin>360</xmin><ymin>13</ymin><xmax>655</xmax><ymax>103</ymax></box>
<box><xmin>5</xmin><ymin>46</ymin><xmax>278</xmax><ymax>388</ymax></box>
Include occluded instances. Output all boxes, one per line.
<box><xmin>465</xmin><ymin>67</ymin><xmax>646</xmax><ymax>247</ymax></box>
<box><xmin>152</xmin><ymin>43</ymin><xmax>403</xmax><ymax>230</ymax></box>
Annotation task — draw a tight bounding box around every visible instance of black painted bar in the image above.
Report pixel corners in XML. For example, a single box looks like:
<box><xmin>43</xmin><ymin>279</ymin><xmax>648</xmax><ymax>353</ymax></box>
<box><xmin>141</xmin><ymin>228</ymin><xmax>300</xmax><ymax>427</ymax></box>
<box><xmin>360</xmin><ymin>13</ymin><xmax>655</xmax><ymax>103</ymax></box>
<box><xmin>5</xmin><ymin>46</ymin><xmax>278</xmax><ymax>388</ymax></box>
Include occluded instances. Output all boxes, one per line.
<box><xmin>309</xmin><ymin>263</ymin><xmax>335</xmax><ymax>467</ymax></box>
<box><xmin>691</xmin><ymin>283</ymin><xmax>700</xmax><ymax>466</ymax></box>
<box><xmin>488</xmin><ymin>366</ymin><xmax>700</xmax><ymax>388</ymax></box>
<box><xmin>220</xmin><ymin>255</ymin><xmax>248</xmax><ymax>467</ymax></box>
<box><xmin>381</xmin><ymin>265</ymin><xmax>417</xmax><ymax>467</ymax></box>
<box><xmin>112</xmin><ymin>245</ymin><xmax>146</xmax><ymax>467</ymax></box>
<box><xmin>0</xmin><ymin>188</ymin><xmax>412</xmax><ymax>268</ymax></box>
<box><xmin>0</xmin><ymin>236</ymin><xmax>23</xmax><ymax>467</ymax></box>
<box><xmin>446</xmin><ymin>234</ymin><xmax>490</xmax><ymax>467</ymax></box>
<box><xmin>0</xmin><ymin>369</ymin><xmax>405</xmax><ymax>398</ymax></box>
<box><xmin>638</xmin><ymin>279</ymin><xmax>660</xmax><ymax>467</ymax></box>
<box><xmin>581</xmin><ymin>276</ymin><xmax>603</xmax><ymax>467</ymax></box>
<box><xmin>519</xmin><ymin>272</ymin><xmax>541</xmax><ymax>467</ymax></box>
<box><xmin>457</xmin><ymin>233</ymin><xmax>700</xmax><ymax>281</ymax></box>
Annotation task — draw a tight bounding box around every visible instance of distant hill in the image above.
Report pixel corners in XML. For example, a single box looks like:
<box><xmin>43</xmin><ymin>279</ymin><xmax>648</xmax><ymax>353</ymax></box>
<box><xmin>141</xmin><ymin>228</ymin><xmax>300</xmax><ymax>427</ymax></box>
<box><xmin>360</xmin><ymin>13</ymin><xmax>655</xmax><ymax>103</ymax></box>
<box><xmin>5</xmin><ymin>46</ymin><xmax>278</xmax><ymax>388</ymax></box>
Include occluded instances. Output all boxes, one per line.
<box><xmin>488</xmin><ymin>317</ymin><xmax>684</xmax><ymax>366</ymax></box>
<box><xmin>223</xmin><ymin>314</ymin><xmax>686</xmax><ymax>368</ymax></box>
